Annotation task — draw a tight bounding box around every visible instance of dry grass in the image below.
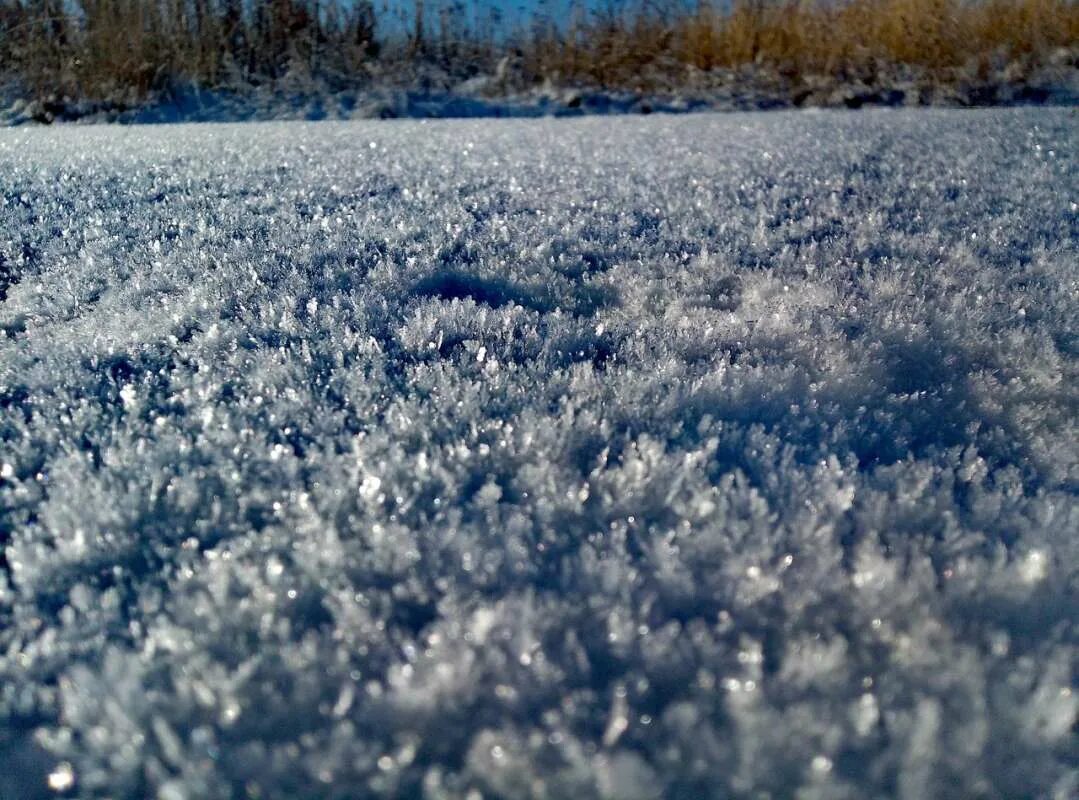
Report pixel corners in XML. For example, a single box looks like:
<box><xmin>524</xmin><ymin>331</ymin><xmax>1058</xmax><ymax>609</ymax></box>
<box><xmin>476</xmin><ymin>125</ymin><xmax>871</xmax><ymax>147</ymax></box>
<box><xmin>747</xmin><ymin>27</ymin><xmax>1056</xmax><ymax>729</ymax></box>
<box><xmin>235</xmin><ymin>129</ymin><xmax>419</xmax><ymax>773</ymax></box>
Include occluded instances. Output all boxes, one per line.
<box><xmin>0</xmin><ymin>0</ymin><xmax>378</xmax><ymax>109</ymax></box>
<box><xmin>0</xmin><ymin>0</ymin><xmax>1075</xmax><ymax>112</ymax></box>
<box><xmin>531</xmin><ymin>0</ymin><xmax>1079</xmax><ymax>88</ymax></box>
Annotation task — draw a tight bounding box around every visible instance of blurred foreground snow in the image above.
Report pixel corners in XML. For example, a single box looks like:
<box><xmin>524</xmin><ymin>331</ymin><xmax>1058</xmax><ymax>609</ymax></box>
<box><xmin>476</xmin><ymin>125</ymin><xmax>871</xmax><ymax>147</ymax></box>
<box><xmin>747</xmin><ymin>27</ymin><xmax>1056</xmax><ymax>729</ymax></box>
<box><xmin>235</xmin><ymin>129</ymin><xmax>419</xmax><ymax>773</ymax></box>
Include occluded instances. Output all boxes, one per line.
<box><xmin>0</xmin><ymin>110</ymin><xmax>1076</xmax><ymax>799</ymax></box>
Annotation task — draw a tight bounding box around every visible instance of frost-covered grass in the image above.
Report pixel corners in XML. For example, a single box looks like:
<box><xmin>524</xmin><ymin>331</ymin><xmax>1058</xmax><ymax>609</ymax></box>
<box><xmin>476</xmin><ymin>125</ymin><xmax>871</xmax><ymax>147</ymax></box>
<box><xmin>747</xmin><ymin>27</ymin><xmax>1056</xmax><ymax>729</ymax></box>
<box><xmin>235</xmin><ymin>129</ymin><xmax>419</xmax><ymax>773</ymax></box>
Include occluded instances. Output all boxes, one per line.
<box><xmin>0</xmin><ymin>110</ymin><xmax>1076</xmax><ymax>800</ymax></box>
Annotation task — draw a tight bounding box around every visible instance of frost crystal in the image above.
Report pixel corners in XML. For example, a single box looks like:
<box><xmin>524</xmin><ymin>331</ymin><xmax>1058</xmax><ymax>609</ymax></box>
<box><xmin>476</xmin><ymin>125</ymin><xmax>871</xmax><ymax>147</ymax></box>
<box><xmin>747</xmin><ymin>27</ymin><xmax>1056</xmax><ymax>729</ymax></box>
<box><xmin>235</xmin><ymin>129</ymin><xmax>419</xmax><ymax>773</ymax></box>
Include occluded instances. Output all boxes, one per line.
<box><xmin>0</xmin><ymin>110</ymin><xmax>1076</xmax><ymax>799</ymax></box>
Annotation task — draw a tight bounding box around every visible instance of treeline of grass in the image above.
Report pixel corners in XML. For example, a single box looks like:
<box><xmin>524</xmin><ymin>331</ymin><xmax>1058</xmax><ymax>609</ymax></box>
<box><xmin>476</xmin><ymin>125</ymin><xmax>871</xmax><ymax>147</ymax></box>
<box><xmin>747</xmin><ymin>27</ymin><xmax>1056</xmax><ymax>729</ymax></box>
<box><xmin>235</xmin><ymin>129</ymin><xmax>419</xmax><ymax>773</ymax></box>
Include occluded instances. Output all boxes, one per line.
<box><xmin>541</xmin><ymin>0</ymin><xmax>1079</xmax><ymax>85</ymax></box>
<box><xmin>1</xmin><ymin>0</ymin><xmax>1076</xmax><ymax>109</ymax></box>
<box><xmin>0</xmin><ymin>0</ymin><xmax>384</xmax><ymax>102</ymax></box>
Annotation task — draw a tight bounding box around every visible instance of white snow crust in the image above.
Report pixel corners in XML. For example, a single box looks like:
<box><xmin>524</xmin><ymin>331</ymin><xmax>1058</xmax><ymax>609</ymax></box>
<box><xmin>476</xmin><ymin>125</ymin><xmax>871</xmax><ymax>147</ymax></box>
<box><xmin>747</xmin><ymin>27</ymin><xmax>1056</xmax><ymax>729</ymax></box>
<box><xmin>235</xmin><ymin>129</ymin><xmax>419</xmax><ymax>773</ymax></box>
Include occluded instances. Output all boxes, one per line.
<box><xmin>0</xmin><ymin>109</ymin><xmax>1076</xmax><ymax>799</ymax></box>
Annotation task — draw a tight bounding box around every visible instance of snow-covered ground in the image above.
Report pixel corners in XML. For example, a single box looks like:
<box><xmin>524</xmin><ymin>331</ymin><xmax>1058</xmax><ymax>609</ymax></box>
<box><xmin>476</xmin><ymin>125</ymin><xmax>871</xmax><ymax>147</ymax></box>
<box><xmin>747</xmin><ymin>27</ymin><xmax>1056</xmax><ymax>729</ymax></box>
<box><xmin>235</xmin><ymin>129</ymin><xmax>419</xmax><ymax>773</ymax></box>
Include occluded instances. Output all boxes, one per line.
<box><xmin>0</xmin><ymin>110</ymin><xmax>1075</xmax><ymax>799</ymax></box>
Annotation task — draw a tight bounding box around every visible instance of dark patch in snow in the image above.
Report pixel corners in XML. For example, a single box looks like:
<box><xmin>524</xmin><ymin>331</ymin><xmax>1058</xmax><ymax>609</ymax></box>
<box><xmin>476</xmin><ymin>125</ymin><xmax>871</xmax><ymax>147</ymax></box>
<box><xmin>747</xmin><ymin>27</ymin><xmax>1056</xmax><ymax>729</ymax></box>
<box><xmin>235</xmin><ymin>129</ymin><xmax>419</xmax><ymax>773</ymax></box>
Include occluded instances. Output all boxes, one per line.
<box><xmin>413</xmin><ymin>271</ymin><xmax>555</xmax><ymax>313</ymax></box>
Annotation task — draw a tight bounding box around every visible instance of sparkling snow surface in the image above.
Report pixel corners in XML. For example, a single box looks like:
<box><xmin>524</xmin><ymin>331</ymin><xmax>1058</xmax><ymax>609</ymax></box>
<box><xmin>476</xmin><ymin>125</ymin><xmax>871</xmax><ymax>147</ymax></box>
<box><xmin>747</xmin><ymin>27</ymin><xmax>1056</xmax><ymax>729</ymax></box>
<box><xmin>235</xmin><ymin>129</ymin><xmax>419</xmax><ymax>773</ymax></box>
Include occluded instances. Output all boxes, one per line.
<box><xmin>0</xmin><ymin>110</ymin><xmax>1076</xmax><ymax>799</ymax></box>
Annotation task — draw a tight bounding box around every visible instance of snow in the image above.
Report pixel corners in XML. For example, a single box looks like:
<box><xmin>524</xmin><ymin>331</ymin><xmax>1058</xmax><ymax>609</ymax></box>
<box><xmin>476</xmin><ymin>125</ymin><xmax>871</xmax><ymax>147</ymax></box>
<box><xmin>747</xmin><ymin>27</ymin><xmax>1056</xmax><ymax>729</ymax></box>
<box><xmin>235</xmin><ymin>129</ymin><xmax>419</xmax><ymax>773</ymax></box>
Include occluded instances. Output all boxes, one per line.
<box><xmin>0</xmin><ymin>109</ymin><xmax>1076</xmax><ymax>799</ymax></box>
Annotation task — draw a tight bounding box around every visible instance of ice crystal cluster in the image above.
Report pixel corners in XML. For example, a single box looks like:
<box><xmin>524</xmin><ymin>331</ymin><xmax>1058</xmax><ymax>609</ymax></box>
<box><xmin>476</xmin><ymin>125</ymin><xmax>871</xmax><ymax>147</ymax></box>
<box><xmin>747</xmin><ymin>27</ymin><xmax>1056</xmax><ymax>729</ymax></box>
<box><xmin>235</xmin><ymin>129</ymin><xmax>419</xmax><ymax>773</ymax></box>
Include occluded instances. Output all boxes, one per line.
<box><xmin>0</xmin><ymin>110</ymin><xmax>1076</xmax><ymax>799</ymax></box>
